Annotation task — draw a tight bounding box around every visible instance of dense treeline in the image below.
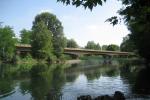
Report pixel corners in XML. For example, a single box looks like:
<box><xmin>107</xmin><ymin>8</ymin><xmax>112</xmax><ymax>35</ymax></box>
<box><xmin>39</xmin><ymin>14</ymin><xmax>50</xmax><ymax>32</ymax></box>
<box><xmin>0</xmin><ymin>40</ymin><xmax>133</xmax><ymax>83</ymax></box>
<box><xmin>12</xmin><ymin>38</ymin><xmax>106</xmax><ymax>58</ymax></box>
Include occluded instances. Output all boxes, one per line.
<box><xmin>85</xmin><ymin>41</ymin><xmax>101</xmax><ymax>50</ymax></box>
<box><xmin>0</xmin><ymin>11</ymin><xmax>128</xmax><ymax>63</ymax></box>
<box><xmin>0</xmin><ymin>12</ymin><xmax>67</xmax><ymax>62</ymax></box>
<box><xmin>66</xmin><ymin>38</ymin><xmax>78</xmax><ymax>48</ymax></box>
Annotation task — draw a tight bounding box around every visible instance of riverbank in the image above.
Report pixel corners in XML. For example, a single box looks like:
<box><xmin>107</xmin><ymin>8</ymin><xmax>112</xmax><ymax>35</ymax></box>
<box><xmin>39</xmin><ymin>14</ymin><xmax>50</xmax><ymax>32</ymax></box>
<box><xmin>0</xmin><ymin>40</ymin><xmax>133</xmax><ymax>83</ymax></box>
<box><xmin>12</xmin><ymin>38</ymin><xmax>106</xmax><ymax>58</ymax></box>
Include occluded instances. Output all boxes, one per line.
<box><xmin>77</xmin><ymin>91</ymin><xmax>125</xmax><ymax>100</ymax></box>
<box><xmin>65</xmin><ymin>59</ymin><xmax>82</xmax><ymax>64</ymax></box>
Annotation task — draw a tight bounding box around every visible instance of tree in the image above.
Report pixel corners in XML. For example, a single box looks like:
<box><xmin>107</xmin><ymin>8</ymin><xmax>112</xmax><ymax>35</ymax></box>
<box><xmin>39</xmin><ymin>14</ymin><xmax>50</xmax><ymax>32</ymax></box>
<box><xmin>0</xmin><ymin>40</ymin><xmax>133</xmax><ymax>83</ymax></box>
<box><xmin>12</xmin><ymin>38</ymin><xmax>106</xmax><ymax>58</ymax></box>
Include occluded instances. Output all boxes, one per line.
<box><xmin>57</xmin><ymin>0</ymin><xmax>106</xmax><ymax>10</ymax></box>
<box><xmin>0</xmin><ymin>25</ymin><xmax>16</xmax><ymax>61</ymax></box>
<box><xmin>120</xmin><ymin>35</ymin><xmax>136</xmax><ymax>52</ymax></box>
<box><xmin>85</xmin><ymin>41</ymin><xmax>95</xmax><ymax>49</ymax></box>
<box><xmin>95</xmin><ymin>43</ymin><xmax>101</xmax><ymax>50</ymax></box>
<box><xmin>85</xmin><ymin>41</ymin><xmax>101</xmax><ymax>50</ymax></box>
<box><xmin>20</xmin><ymin>29</ymin><xmax>32</xmax><ymax>44</ymax></box>
<box><xmin>66</xmin><ymin>39</ymin><xmax>78</xmax><ymax>48</ymax></box>
<box><xmin>106</xmin><ymin>44</ymin><xmax>120</xmax><ymax>51</ymax></box>
<box><xmin>102</xmin><ymin>45</ymin><xmax>108</xmax><ymax>51</ymax></box>
<box><xmin>32</xmin><ymin>12</ymin><xmax>66</xmax><ymax>58</ymax></box>
<box><xmin>31</xmin><ymin>21</ymin><xmax>53</xmax><ymax>59</ymax></box>
<box><xmin>118</xmin><ymin>0</ymin><xmax>150</xmax><ymax>65</ymax></box>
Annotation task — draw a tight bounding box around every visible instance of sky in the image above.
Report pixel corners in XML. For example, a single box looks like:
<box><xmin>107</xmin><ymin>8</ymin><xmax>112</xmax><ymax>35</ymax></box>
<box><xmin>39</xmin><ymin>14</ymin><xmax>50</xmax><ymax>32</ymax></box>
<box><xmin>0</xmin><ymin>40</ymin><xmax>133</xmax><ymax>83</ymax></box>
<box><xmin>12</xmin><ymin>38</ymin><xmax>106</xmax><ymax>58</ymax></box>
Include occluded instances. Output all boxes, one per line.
<box><xmin>0</xmin><ymin>0</ymin><xmax>129</xmax><ymax>47</ymax></box>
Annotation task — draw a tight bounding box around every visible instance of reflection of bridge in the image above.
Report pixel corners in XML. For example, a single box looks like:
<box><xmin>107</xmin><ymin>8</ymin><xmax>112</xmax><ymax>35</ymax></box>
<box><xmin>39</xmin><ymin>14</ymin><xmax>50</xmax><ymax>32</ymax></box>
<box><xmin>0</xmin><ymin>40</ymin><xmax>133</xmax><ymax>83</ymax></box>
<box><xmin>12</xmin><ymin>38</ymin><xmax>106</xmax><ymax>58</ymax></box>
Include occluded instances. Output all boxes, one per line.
<box><xmin>16</xmin><ymin>44</ymin><xmax>134</xmax><ymax>56</ymax></box>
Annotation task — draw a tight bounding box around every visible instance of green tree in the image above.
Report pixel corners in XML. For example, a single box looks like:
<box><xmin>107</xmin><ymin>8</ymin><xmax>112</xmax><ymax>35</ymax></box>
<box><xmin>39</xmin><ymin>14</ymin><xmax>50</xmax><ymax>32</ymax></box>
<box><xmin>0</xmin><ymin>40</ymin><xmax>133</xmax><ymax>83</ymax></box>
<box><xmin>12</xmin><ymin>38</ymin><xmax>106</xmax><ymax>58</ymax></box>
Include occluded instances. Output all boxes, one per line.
<box><xmin>85</xmin><ymin>41</ymin><xmax>96</xmax><ymax>49</ymax></box>
<box><xmin>20</xmin><ymin>29</ymin><xmax>32</xmax><ymax>44</ymax></box>
<box><xmin>102</xmin><ymin>45</ymin><xmax>108</xmax><ymax>51</ymax></box>
<box><xmin>32</xmin><ymin>12</ymin><xmax>66</xmax><ymax>58</ymax></box>
<box><xmin>31</xmin><ymin>21</ymin><xmax>53</xmax><ymax>59</ymax></box>
<box><xmin>0</xmin><ymin>26</ymin><xmax>16</xmax><ymax>61</ymax></box>
<box><xmin>67</xmin><ymin>39</ymin><xmax>78</xmax><ymax>48</ymax></box>
<box><xmin>106</xmin><ymin>44</ymin><xmax>120</xmax><ymax>51</ymax></box>
<box><xmin>85</xmin><ymin>41</ymin><xmax>101</xmax><ymax>50</ymax></box>
<box><xmin>120</xmin><ymin>35</ymin><xmax>136</xmax><ymax>52</ymax></box>
<box><xmin>95</xmin><ymin>43</ymin><xmax>101</xmax><ymax>50</ymax></box>
<box><xmin>57</xmin><ymin>0</ymin><xmax>106</xmax><ymax>10</ymax></box>
<box><xmin>118</xmin><ymin>0</ymin><xmax>150</xmax><ymax>65</ymax></box>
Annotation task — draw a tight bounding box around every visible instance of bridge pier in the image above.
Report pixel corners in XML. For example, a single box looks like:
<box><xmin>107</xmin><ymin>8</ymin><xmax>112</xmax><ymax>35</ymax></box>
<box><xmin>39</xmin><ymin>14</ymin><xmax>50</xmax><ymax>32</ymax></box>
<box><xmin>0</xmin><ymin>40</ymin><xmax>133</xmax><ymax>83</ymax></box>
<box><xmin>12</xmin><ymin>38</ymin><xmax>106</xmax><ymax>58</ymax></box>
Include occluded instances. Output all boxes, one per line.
<box><xmin>102</xmin><ymin>55</ymin><xmax>113</xmax><ymax>64</ymax></box>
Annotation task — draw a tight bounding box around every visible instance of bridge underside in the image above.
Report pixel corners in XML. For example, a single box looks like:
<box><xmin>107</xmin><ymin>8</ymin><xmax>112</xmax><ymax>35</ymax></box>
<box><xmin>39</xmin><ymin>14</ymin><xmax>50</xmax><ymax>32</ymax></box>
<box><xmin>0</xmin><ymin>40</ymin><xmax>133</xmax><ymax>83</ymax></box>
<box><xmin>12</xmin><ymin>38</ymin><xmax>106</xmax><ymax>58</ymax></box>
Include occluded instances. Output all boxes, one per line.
<box><xmin>64</xmin><ymin>48</ymin><xmax>133</xmax><ymax>56</ymax></box>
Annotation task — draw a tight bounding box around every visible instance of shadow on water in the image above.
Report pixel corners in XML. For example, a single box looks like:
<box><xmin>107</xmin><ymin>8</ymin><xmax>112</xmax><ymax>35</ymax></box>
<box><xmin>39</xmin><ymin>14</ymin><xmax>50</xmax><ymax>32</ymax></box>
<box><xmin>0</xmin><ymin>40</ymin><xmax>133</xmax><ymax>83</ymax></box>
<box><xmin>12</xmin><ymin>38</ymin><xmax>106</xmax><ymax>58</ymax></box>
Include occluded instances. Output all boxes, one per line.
<box><xmin>120</xmin><ymin>60</ymin><xmax>150</xmax><ymax>98</ymax></box>
<box><xmin>133</xmin><ymin>67</ymin><xmax>150</xmax><ymax>94</ymax></box>
<box><xmin>0</xmin><ymin>64</ymin><xmax>15</xmax><ymax>97</ymax></box>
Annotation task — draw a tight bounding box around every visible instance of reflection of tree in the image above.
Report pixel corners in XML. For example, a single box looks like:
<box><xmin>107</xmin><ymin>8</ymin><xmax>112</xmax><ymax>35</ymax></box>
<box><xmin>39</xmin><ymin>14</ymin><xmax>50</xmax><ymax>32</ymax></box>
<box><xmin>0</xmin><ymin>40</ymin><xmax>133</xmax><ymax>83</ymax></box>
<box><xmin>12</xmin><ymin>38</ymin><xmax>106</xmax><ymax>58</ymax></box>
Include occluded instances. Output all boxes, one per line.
<box><xmin>19</xmin><ymin>80</ymin><xmax>30</xmax><ymax>95</ymax></box>
<box><xmin>29</xmin><ymin>64</ymin><xmax>52</xmax><ymax>100</ymax></box>
<box><xmin>47</xmin><ymin>65</ymin><xmax>66</xmax><ymax>100</ymax></box>
<box><xmin>120</xmin><ymin>63</ymin><xmax>150</xmax><ymax>95</ymax></box>
<box><xmin>120</xmin><ymin>63</ymin><xmax>138</xmax><ymax>86</ymax></box>
<box><xmin>0</xmin><ymin>64</ymin><xmax>14</xmax><ymax>95</ymax></box>
<box><xmin>133</xmin><ymin>68</ymin><xmax>150</xmax><ymax>94</ymax></box>
<box><xmin>28</xmin><ymin>64</ymin><xmax>66</xmax><ymax>100</ymax></box>
<box><xmin>84</xmin><ymin>66</ymin><xmax>120</xmax><ymax>80</ymax></box>
<box><xmin>65</xmin><ymin>73</ymin><xmax>78</xmax><ymax>82</ymax></box>
<box><xmin>0</xmin><ymin>79</ymin><xmax>14</xmax><ymax>95</ymax></box>
<box><xmin>30</xmin><ymin>76</ymin><xmax>51</xmax><ymax>100</ymax></box>
<box><xmin>84</xmin><ymin>69</ymin><xmax>101</xmax><ymax>80</ymax></box>
<box><xmin>104</xmin><ymin>67</ymin><xmax>119</xmax><ymax>77</ymax></box>
<box><xmin>65</xmin><ymin>66</ymin><xmax>80</xmax><ymax>82</ymax></box>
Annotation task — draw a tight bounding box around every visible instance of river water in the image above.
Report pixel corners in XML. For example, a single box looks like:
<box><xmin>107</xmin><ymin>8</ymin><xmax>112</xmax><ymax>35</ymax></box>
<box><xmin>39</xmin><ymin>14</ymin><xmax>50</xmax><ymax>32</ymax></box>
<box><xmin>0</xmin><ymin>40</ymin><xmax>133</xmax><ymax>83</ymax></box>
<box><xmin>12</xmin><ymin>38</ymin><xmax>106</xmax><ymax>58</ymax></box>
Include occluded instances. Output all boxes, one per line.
<box><xmin>0</xmin><ymin>59</ymin><xmax>150</xmax><ymax>100</ymax></box>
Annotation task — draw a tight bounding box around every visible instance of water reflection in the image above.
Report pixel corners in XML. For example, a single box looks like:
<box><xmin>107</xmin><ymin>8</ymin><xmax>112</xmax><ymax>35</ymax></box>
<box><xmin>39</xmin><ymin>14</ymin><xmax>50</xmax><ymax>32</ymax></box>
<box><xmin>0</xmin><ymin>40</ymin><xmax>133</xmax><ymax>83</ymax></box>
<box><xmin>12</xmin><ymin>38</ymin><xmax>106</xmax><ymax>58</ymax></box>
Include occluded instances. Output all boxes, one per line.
<box><xmin>133</xmin><ymin>68</ymin><xmax>150</xmax><ymax>94</ymax></box>
<box><xmin>0</xmin><ymin>64</ymin><xmax>15</xmax><ymax>97</ymax></box>
<box><xmin>0</xmin><ymin>59</ymin><xmax>150</xmax><ymax>100</ymax></box>
<box><xmin>120</xmin><ymin>61</ymin><xmax>150</xmax><ymax>98</ymax></box>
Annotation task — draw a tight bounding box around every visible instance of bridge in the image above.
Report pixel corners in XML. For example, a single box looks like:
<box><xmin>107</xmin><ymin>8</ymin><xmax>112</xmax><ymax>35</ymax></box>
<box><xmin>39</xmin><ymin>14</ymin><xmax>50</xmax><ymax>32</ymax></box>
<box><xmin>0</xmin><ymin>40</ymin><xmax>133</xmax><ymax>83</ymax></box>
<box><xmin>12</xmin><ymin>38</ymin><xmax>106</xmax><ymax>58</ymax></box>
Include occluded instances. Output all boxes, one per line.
<box><xmin>64</xmin><ymin>48</ymin><xmax>133</xmax><ymax>56</ymax></box>
<box><xmin>16</xmin><ymin>44</ymin><xmax>31</xmax><ymax>54</ymax></box>
<box><xmin>15</xmin><ymin>44</ymin><xmax>134</xmax><ymax>56</ymax></box>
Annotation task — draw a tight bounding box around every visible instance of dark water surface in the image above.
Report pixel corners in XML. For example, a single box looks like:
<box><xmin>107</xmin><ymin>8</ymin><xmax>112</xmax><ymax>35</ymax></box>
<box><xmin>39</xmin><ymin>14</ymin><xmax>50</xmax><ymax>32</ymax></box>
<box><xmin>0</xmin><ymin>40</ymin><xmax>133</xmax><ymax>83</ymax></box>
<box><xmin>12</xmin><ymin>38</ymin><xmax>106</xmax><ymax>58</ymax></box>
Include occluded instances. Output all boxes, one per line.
<box><xmin>0</xmin><ymin>60</ymin><xmax>150</xmax><ymax>100</ymax></box>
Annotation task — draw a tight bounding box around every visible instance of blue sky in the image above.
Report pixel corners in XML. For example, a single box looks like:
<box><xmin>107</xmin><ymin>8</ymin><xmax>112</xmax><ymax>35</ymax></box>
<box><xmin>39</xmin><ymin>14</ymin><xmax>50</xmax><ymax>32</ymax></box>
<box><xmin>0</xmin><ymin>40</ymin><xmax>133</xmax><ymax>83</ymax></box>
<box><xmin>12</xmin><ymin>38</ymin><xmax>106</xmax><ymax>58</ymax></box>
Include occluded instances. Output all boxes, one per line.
<box><xmin>0</xmin><ymin>0</ymin><xmax>129</xmax><ymax>47</ymax></box>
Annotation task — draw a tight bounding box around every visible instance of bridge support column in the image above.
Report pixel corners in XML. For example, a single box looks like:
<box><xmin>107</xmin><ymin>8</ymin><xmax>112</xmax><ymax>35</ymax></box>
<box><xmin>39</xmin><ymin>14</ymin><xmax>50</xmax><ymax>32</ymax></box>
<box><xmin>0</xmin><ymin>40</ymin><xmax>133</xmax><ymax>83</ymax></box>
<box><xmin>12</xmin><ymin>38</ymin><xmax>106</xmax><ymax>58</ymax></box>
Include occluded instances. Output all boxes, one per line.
<box><xmin>102</xmin><ymin>55</ymin><xmax>112</xmax><ymax>64</ymax></box>
<box><xmin>16</xmin><ymin>51</ymin><xmax>20</xmax><ymax>55</ymax></box>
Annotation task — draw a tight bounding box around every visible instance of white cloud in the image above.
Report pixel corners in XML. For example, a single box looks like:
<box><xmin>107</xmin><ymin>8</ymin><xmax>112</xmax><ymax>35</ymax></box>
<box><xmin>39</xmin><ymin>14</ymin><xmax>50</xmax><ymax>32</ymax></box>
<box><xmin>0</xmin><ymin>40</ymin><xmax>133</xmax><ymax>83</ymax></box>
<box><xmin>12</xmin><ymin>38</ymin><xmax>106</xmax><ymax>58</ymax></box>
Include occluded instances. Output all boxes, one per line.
<box><xmin>39</xmin><ymin>9</ymin><xmax>54</xmax><ymax>14</ymax></box>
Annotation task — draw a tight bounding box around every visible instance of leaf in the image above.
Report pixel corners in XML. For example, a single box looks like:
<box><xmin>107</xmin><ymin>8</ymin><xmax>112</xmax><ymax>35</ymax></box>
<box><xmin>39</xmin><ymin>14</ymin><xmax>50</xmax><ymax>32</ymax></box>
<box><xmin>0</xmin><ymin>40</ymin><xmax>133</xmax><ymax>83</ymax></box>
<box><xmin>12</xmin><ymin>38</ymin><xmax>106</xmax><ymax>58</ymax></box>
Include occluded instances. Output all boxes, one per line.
<box><xmin>105</xmin><ymin>16</ymin><xmax>119</xmax><ymax>26</ymax></box>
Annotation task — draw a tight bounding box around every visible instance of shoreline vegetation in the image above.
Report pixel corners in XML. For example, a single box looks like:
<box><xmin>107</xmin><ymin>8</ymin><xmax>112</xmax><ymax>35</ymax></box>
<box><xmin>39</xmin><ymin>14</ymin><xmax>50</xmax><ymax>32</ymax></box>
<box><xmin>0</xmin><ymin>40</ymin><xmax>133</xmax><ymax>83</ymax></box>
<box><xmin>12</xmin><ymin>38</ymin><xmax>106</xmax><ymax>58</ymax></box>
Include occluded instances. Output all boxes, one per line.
<box><xmin>0</xmin><ymin>12</ymin><xmax>135</xmax><ymax>67</ymax></box>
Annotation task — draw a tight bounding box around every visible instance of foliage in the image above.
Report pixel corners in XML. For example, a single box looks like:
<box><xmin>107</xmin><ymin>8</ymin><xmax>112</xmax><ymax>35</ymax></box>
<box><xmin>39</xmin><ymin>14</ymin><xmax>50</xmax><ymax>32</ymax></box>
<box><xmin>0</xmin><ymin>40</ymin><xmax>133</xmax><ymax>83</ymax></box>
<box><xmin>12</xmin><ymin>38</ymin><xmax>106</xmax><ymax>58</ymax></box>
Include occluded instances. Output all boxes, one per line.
<box><xmin>102</xmin><ymin>45</ymin><xmax>108</xmax><ymax>50</ymax></box>
<box><xmin>21</xmin><ymin>54</ymin><xmax>37</xmax><ymax>64</ymax></box>
<box><xmin>118</xmin><ymin>0</ymin><xmax>150</xmax><ymax>64</ymax></box>
<box><xmin>67</xmin><ymin>38</ymin><xmax>78</xmax><ymax>48</ymax></box>
<box><xmin>0</xmin><ymin>79</ymin><xmax>14</xmax><ymax>95</ymax></box>
<box><xmin>32</xmin><ymin>12</ymin><xmax>66</xmax><ymax>58</ymax></box>
<box><xmin>85</xmin><ymin>41</ymin><xmax>101</xmax><ymax>50</ymax></box>
<box><xmin>105</xmin><ymin>16</ymin><xmax>121</xmax><ymax>26</ymax></box>
<box><xmin>120</xmin><ymin>35</ymin><xmax>136</xmax><ymax>52</ymax></box>
<box><xmin>0</xmin><ymin>25</ymin><xmax>16</xmax><ymax>61</ymax></box>
<box><xmin>20</xmin><ymin>29</ymin><xmax>32</xmax><ymax>44</ymax></box>
<box><xmin>106</xmin><ymin>44</ymin><xmax>120</xmax><ymax>51</ymax></box>
<box><xmin>31</xmin><ymin>21</ymin><xmax>53</xmax><ymax>60</ymax></box>
<box><xmin>57</xmin><ymin>0</ymin><xmax>106</xmax><ymax>10</ymax></box>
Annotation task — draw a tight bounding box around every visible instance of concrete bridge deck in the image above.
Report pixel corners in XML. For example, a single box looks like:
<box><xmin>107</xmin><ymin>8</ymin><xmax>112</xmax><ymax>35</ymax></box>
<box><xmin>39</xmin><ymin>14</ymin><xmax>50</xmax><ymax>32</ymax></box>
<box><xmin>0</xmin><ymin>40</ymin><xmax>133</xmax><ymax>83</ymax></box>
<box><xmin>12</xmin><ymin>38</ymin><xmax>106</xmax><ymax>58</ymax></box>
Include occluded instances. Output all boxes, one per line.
<box><xmin>15</xmin><ymin>44</ymin><xmax>134</xmax><ymax>56</ymax></box>
<box><xmin>64</xmin><ymin>48</ymin><xmax>133</xmax><ymax>56</ymax></box>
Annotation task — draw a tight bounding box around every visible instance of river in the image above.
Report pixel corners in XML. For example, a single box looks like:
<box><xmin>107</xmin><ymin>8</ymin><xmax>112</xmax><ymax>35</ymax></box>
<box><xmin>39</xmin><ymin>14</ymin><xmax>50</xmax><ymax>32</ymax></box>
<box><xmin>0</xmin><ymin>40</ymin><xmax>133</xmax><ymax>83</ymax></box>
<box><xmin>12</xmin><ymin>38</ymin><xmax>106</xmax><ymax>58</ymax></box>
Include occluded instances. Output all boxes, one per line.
<box><xmin>0</xmin><ymin>59</ymin><xmax>150</xmax><ymax>100</ymax></box>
